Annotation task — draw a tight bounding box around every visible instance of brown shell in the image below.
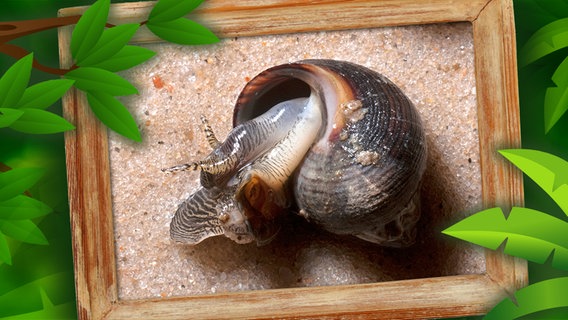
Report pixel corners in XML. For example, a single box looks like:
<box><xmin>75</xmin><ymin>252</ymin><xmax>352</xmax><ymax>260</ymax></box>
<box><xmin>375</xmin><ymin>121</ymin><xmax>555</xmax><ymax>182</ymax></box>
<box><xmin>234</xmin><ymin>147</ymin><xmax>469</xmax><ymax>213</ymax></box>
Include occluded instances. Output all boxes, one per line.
<box><xmin>233</xmin><ymin>60</ymin><xmax>427</xmax><ymax>247</ymax></box>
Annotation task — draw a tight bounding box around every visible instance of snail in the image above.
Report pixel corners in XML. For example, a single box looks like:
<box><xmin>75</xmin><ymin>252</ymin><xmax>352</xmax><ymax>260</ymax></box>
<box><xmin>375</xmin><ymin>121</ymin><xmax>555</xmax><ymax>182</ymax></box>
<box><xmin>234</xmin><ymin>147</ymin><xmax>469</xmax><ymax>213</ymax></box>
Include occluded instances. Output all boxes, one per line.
<box><xmin>164</xmin><ymin>59</ymin><xmax>427</xmax><ymax>247</ymax></box>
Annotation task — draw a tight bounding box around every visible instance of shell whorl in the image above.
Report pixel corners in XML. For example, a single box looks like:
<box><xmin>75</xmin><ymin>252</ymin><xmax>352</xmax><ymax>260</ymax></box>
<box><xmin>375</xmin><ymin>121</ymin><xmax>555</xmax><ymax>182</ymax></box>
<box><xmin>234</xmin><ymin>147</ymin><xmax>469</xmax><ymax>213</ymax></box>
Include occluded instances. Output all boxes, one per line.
<box><xmin>234</xmin><ymin>60</ymin><xmax>427</xmax><ymax>247</ymax></box>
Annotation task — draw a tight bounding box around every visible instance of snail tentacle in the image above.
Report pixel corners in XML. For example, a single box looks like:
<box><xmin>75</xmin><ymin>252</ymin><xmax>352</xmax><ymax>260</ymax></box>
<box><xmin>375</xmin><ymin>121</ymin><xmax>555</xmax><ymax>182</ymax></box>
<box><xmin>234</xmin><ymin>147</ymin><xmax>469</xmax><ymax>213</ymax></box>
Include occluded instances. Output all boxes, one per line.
<box><xmin>160</xmin><ymin>157</ymin><xmax>237</xmax><ymax>175</ymax></box>
<box><xmin>200</xmin><ymin>115</ymin><xmax>221</xmax><ymax>149</ymax></box>
<box><xmin>161</xmin><ymin>163</ymin><xmax>196</xmax><ymax>173</ymax></box>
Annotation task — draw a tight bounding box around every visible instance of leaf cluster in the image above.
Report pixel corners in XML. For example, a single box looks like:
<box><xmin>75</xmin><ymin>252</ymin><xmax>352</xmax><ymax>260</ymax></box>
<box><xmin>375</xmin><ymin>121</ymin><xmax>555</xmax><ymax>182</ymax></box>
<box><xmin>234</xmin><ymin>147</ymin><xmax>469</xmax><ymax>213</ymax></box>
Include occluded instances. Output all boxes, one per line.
<box><xmin>147</xmin><ymin>0</ymin><xmax>219</xmax><ymax>45</ymax></box>
<box><xmin>1</xmin><ymin>0</ymin><xmax>218</xmax><ymax>142</ymax></box>
<box><xmin>0</xmin><ymin>168</ymin><xmax>51</xmax><ymax>265</ymax></box>
<box><xmin>0</xmin><ymin>54</ymin><xmax>75</xmax><ymax>134</ymax></box>
<box><xmin>443</xmin><ymin>149</ymin><xmax>568</xmax><ymax>318</ymax></box>
<box><xmin>64</xmin><ymin>0</ymin><xmax>150</xmax><ymax>142</ymax></box>
<box><xmin>519</xmin><ymin>17</ymin><xmax>568</xmax><ymax>133</ymax></box>
<box><xmin>0</xmin><ymin>0</ymin><xmax>209</xmax><ymax>318</ymax></box>
<box><xmin>61</xmin><ymin>0</ymin><xmax>218</xmax><ymax>141</ymax></box>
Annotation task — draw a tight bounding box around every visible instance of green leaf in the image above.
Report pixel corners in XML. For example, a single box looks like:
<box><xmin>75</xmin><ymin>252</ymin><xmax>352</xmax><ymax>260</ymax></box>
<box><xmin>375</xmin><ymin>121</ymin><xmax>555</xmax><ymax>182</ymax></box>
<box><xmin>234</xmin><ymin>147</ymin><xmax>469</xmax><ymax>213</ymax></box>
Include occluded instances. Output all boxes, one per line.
<box><xmin>70</xmin><ymin>0</ymin><xmax>110</xmax><ymax>62</ymax></box>
<box><xmin>88</xmin><ymin>45</ymin><xmax>156</xmax><ymax>72</ymax></box>
<box><xmin>87</xmin><ymin>92</ymin><xmax>141</xmax><ymax>141</ymax></box>
<box><xmin>0</xmin><ymin>212</ymin><xmax>76</xmax><ymax>316</ymax></box>
<box><xmin>147</xmin><ymin>18</ymin><xmax>219</xmax><ymax>45</ymax></box>
<box><xmin>16</xmin><ymin>79</ymin><xmax>75</xmax><ymax>110</ymax></box>
<box><xmin>9</xmin><ymin>108</ymin><xmax>75</xmax><ymax>134</ymax></box>
<box><xmin>443</xmin><ymin>206</ymin><xmax>568</xmax><ymax>270</ymax></box>
<box><xmin>544</xmin><ymin>56</ymin><xmax>568</xmax><ymax>133</ymax></box>
<box><xmin>0</xmin><ymin>108</ymin><xmax>24</xmax><ymax>128</ymax></box>
<box><xmin>0</xmin><ymin>220</ymin><xmax>48</xmax><ymax>245</ymax></box>
<box><xmin>77</xmin><ymin>23</ymin><xmax>140</xmax><ymax>67</ymax></box>
<box><xmin>65</xmin><ymin>67</ymin><xmax>138</xmax><ymax>96</ymax></box>
<box><xmin>0</xmin><ymin>54</ymin><xmax>33</xmax><ymax>108</ymax></box>
<box><xmin>2</xmin><ymin>288</ymin><xmax>76</xmax><ymax>319</ymax></box>
<box><xmin>499</xmin><ymin>149</ymin><xmax>568</xmax><ymax>216</ymax></box>
<box><xmin>0</xmin><ymin>168</ymin><xmax>44</xmax><ymax>202</ymax></box>
<box><xmin>485</xmin><ymin>277</ymin><xmax>568</xmax><ymax>319</ymax></box>
<box><xmin>0</xmin><ymin>195</ymin><xmax>52</xmax><ymax>220</ymax></box>
<box><xmin>148</xmin><ymin>0</ymin><xmax>204</xmax><ymax>23</ymax></box>
<box><xmin>0</xmin><ymin>272</ymin><xmax>76</xmax><ymax>317</ymax></box>
<box><xmin>0</xmin><ymin>234</ymin><xmax>10</xmax><ymax>265</ymax></box>
<box><xmin>519</xmin><ymin>17</ymin><xmax>568</xmax><ymax>68</ymax></box>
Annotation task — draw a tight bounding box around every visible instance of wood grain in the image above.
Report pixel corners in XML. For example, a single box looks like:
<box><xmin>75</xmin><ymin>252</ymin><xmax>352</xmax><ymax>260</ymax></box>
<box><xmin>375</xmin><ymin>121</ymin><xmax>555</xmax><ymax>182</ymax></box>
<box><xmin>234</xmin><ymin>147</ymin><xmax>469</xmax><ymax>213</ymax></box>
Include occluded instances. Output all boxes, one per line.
<box><xmin>59</xmin><ymin>23</ymin><xmax>117</xmax><ymax>320</ymax></box>
<box><xmin>472</xmin><ymin>0</ymin><xmax>527</xmax><ymax>295</ymax></box>
<box><xmin>59</xmin><ymin>0</ymin><xmax>526</xmax><ymax>319</ymax></box>
<box><xmin>109</xmin><ymin>275</ymin><xmax>503</xmax><ymax>320</ymax></box>
<box><xmin>59</xmin><ymin>0</ymin><xmax>491</xmax><ymax>41</ymax></box>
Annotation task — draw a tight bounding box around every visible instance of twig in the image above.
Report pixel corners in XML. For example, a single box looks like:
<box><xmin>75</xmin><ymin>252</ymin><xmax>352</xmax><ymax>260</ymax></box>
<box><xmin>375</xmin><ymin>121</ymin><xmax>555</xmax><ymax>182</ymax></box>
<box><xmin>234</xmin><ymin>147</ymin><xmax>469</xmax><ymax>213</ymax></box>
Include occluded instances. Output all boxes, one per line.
<box><xmin>0</xmin><ymin>43</ymin><xmax>71</xmax><ymax>75</ymax></box>
<box><xmin>0</xmin><ymin>15</ymin><xmax>81</xmax><ymax>43</ymax></box>
<box><xmin>0</xmin><ymin>15</ymin><xmax>123</xmax><ymax>75</ymax></box>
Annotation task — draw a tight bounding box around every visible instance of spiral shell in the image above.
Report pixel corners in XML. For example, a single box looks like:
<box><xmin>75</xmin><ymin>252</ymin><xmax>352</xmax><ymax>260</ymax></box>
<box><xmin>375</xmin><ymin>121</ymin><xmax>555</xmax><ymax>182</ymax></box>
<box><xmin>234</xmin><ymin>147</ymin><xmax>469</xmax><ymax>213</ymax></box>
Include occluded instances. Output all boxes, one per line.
<box><xmin>168</xmin><ymin>59</ymin><xmax>427</xmax><ymax>247</ymax></box>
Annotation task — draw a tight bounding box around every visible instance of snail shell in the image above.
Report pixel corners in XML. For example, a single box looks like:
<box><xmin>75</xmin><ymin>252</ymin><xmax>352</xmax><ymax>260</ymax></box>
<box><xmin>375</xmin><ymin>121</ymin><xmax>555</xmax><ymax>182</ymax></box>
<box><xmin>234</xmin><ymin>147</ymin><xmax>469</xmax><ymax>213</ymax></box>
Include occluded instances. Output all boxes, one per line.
<box><xmin>168</xmin><ymin>59</ymin><xmax>427</xmax><ymax>247</ymax></box>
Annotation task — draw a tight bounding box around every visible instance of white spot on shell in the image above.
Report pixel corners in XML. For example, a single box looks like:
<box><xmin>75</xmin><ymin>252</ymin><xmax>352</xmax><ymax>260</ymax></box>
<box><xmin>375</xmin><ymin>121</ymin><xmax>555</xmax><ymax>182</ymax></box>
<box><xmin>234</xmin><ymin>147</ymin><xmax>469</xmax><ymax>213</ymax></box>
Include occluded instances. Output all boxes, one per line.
<box><xmin>348</xmin><ymin>133</ymin><xmax>363</xmax><ymax>152</ymax></box>
<box><xmin>355</xmin><ymin>150</ymin><xmax>381</xmax><ymax>166</ymax></box>
<box><xmin>340</xmin><ymin>100</ymin><xmax>367</xmax><ymax>123</ymax></box>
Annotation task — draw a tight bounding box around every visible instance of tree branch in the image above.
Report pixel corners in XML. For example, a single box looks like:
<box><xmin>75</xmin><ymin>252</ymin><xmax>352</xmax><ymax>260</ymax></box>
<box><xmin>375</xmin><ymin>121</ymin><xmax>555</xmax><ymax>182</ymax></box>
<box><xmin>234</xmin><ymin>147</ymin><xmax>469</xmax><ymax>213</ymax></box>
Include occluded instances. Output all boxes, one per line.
<box><xmin>0</xmin><ymin>15</ymin><xmax>132</xmax><ymax>75</ymax></box>
<box><xmin>0</xmin><ymin>15</ymin><xmax>81</xmax><ymax>44</ymax></box>
<box><xmin>0</xmin><ymin>43</ymin><xmax>71</xmax><ymax>75</ymax></box>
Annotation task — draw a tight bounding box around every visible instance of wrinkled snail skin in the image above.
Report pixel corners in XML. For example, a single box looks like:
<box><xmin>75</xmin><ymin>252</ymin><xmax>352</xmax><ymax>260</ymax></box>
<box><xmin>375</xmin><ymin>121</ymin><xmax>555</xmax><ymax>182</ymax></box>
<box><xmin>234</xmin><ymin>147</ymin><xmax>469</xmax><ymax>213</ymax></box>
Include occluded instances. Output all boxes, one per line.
<box><xmin>170</xmin><ymin>186</ymin><xmax>224</xmax><ymax>244</ymax></box>
<box><xmin>169</xmin><ymin>59</ymin><xmax>427</xmax><ymax>247</ymax></box>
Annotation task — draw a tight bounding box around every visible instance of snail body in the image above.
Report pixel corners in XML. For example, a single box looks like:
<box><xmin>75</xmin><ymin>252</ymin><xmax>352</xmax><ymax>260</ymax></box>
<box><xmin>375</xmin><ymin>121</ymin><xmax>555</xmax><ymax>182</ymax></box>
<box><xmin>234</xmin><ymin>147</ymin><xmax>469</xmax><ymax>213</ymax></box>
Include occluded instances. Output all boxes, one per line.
<box><xmin>167</xmin><ymin>59</ymin><xmax>427</xmax><ymax>247</ymax></box>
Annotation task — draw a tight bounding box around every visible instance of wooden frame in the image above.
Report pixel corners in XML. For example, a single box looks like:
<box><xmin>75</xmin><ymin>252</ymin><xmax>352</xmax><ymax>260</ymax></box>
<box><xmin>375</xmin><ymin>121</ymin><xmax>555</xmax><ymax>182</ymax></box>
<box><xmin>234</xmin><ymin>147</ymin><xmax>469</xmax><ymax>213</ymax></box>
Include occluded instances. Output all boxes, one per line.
<box><xmin>59</xmin><ymin>0</ymin><xmax>526</xmax><ymax>319</ymax></box>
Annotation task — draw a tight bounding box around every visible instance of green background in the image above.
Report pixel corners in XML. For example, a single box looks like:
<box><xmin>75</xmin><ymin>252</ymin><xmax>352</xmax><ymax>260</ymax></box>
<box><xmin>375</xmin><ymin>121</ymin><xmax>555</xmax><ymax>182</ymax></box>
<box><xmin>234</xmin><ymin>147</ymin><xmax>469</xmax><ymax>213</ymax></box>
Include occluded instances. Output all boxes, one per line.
<box><xmin>1</xmin><ymin>0</ymin><xmax>567</xmax><ymax>318</ymax></box>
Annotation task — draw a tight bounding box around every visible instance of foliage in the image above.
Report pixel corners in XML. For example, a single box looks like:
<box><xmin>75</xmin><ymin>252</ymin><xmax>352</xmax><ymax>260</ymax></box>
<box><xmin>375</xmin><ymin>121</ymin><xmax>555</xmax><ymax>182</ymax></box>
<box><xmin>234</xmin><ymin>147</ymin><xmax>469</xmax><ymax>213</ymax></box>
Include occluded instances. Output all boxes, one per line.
<box><xmin>58</xmin><ymin>0</ymin><xmax>218</xmax><ymax>141</ymax></box>
<box><xmin>519</xmin><ymin>16</ymin><xmax>568</xmax><ymax>133</ymax></box>
<box><xmin>443</xmin><ymin>149</ymin><xmax>568</xmax><ymax>319</ymax></box>
<box><xmin>442</xmin><ymin>3</ymin><xmax>568</xmax><ymax>317</ymax></box>
<box><xmin>0</xmin><ymin>0</ymin><xmax>217</xmax><ymax>263</ymax></box>
<box><xmin>0</xmin><ymin>54</ymin><xmax>74</xmax><ymax>134</ymax></box>
<box><xmin>0</xmin><ymin>168</ymin><xmax>50</xmax><ymax>265</ymax></box>
<box><xmin>484</xmin><ymin>277</ymin><xmax>568</xmax><ymax>320</ymax></box>
<box><xmin>0</xmin><ymin>0</ymin><xmax>218</xmax><ymax>141</ymax></box>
